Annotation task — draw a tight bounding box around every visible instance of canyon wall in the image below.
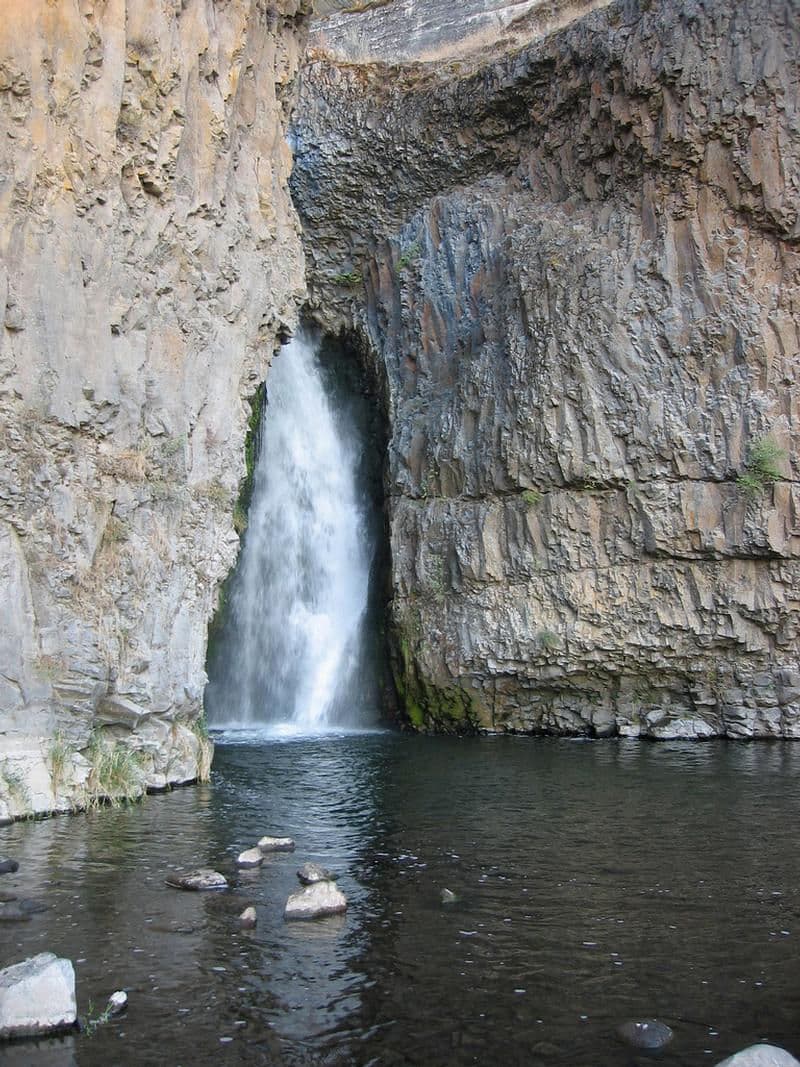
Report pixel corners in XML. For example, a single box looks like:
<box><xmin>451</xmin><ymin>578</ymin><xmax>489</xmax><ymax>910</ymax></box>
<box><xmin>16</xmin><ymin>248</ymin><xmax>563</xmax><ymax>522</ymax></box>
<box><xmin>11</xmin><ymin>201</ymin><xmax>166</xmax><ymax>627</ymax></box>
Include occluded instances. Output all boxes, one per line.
<box><xmin>294</xmin><ymin>0</ymin><xmax>800</xmax><ymax>737</ymax></box>
<box><xmin>0</xmin><ymin>0</ymin><xmax>310</xmax><ymax>818</ymax></box>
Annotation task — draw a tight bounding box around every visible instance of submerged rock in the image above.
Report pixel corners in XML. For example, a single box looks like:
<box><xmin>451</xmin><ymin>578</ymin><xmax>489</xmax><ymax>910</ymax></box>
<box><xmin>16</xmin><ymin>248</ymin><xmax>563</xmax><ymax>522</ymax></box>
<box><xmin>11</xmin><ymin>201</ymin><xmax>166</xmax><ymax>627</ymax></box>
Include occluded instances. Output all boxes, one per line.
<box><xmin>617</xmin><ymin>1019</ymin><xmax>674</xmax><ymax>1050</ymax></box>
<box><xmin>0</xmin><ymin>860</ymin><xmax>19</xmax><ymax>876</ymax></box>
<box><xmin>715</xmin><ymin>1046</ymin><xmax>800</xmax><ymax>1067</ymax></box>
<box><xmin>236</xmin><ymin>848</ymin><xmax>264</xmax><ymax>869</ymax></box>
<box><xmin>239</xmin><ymin>906</ymin><xmax>257</xmax><ymax>929</ymax></box>
<box><xmin>165</xmin><ymin>869</ymin><xmax>228</xmax><ymax>892</ymax></box>
<box><xmin>258</xmin><ymin>836</ymin><xmax>295</xmax><ymax>853</ymax></box>
<box><xmin>284</xmin><ymin>881</ymin><xmax>347</xmax><ymax>921</ymax></box>
<box><xmin>0</xmin><ymin>903</ymin><xmax>31</xmax><ymax>923</ymax></box>
<box><xmin>0</xmin><ymin>953</ymin><xmax>77</xmax><ymax>1038</ymax></box>
<box><xmin>297</xmin><ymin>862</ymin><xmax>335</xmax><ymax>885</ymax></box>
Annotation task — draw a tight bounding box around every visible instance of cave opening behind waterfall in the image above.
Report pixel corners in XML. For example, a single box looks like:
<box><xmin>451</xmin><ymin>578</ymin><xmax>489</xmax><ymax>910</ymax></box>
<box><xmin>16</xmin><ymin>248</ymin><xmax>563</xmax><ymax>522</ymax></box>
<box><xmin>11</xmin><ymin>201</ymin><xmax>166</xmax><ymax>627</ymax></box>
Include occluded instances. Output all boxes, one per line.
<box><xmin>204</xmin><ymin>326</ymin><xmax>392</xmax><ymax>735</ymax></box>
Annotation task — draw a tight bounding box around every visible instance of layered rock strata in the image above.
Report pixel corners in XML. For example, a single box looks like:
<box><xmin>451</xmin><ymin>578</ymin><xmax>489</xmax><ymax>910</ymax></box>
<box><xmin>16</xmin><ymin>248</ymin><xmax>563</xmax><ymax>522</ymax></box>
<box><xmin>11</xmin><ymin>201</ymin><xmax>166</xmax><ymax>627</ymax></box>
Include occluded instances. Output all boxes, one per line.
<box><xmin>0</xmin><ymin>0</ymin><xmax>311</xmax><ymax>817</ymax></box>
<box><xmin>294</xmin><ymin>0</ymin><xmax>800</xmax><ymax>737</ymax></box>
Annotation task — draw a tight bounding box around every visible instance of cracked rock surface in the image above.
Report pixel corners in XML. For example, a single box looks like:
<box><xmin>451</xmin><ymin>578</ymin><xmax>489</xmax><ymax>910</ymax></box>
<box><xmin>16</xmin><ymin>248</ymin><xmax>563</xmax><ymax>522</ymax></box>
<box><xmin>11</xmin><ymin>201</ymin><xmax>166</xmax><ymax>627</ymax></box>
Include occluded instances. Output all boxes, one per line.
<box><xmin>294</xmin><ymin>0</ymin><xmax>800</xmax><ymax>737</ymax></box>
<box><xmin>0</xmin><ymin>0</ymin><xmax>311</xmax><ymax>816</ymax></box>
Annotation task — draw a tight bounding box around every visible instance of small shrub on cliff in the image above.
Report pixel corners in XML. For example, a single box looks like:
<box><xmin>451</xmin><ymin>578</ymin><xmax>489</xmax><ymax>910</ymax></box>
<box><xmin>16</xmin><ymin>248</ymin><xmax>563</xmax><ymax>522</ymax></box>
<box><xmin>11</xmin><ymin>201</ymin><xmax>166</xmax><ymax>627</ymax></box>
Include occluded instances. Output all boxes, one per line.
<box><xmin>521</xmin><ymin>489</ymin><xmax>542</xmax><ymax>507</ymax></box>
<box><xmin>737</xmin><ymin>437</ymin><xmax>785</xmax><ymax>495</ymax></box>
<box><xmin>331</xmin><ymin>270</ymin><xmax>362</xmax><ymax>288</ymax></box>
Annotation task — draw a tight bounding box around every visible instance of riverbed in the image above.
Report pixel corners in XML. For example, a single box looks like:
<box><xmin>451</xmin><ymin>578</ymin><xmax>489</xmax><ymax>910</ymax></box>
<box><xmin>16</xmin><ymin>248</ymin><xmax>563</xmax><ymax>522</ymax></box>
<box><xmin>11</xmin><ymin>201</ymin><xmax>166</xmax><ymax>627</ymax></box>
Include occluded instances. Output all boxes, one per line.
<box><xmin>1</xmin><ymin>735</ymin><xmax>799</xmax><ymax>1066</ymax></box>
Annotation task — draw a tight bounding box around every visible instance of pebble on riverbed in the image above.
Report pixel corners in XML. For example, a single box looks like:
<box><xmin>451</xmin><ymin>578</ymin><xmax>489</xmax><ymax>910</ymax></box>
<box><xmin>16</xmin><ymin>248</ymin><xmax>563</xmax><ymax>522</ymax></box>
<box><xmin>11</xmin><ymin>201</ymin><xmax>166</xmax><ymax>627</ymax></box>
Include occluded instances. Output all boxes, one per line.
<box><xmin>258</xmin><ymin>836</ymin><xmax>295</xmax><ymax>853</ymax></box>
<box><xmin>165</xmin><ymin>870</ymin><xmax>229</xmax><ymax>891</ymax></box>
<box><xmin>236</xmin><ymin>848</ymin><xmax>264</xmax><ymax>868</ymax></box>
<box><xmin>284</xmin><ymin>881</ymin><xmax>347</xmax><ymax>921</ymax></box>
<box><xmin>617</xmin><ymin>1019</ymin><xmax>673</xmax><ymax>1050</ymax></box>
<box><xmin>0</xmin><ymin>860</ymin><xmax>19</xmax><ymax>876</ymax></box>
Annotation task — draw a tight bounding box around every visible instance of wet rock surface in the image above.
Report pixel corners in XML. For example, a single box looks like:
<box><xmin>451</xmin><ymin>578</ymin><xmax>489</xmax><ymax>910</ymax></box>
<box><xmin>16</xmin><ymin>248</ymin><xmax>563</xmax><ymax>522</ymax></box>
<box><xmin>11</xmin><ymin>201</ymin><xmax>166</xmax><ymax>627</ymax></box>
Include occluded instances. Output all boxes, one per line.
<box><xmin>236</xmin><ymin>848</ymin><xmax>264</xmax><ymax>869</ymax></box>
<box><xmin>716</xmin><ymin>1046</ymin><xmax>800</xmax><ymax>1067</ymax></box>
<box><xmin>297</xmin><ymin>862</ymin><xmax>336</xmax><ymax>885</ymax></box>
<box><xmin>617</xmin><ymin>1019</ymin><xmax>674</xmax><ymax>1050</ymax></box>
<box><xmin>0</xmin><ymin>952</ymin><xmax>77</xmax><ymax>1039</ymax></box>
<box><xmin>165</xmin><ymin>869</ymin><xmax>228</xmax><ymax>892</ymax></box>
<box><xmin>258</xmin><ymin>836</ymin><xmax>296</xmax><ymax>853</ymax></box>
<box><xmin>284</xmin><ymin>880</ymin><xmax>347</xmax><ymax>920</ymax></box>
<box><xmin>295</xmin><ymin>0</ymin><xmax>800</xmax><ymax>738</ymax></box>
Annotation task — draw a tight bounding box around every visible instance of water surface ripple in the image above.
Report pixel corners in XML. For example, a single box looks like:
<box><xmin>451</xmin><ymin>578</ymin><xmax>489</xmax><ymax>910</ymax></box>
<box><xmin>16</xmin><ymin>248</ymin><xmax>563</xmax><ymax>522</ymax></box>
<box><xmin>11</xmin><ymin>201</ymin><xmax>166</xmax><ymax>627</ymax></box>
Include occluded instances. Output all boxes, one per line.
<box><xmin>1</xmin><ymin>736</ymin><xmax>799</xmax><ymax>1066</ymax></box>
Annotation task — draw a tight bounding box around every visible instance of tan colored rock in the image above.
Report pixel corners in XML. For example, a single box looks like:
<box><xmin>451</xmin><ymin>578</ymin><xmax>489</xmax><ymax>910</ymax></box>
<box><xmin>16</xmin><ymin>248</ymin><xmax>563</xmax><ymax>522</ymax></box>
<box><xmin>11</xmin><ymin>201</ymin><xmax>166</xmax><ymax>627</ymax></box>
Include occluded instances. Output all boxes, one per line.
<box><xmin>0</xmin><ymin>1</ymin><xmax>311</xmax><ymax>815</ymax></box>
<box><xmin>236</xmin><ymin>848</ymin><xmax>264</xmax><ymax>869</ymax></box>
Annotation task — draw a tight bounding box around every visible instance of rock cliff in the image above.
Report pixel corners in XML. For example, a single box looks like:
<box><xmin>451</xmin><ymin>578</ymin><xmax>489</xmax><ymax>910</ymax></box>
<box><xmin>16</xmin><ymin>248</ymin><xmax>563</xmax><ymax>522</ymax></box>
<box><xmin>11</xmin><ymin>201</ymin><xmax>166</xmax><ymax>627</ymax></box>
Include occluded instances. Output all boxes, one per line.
<box><xmin>293</xmin><ymin>0</ymin><xmax>800</xmax><ymax>737</ymax></box>
<box><xmin>0</xmin><ymin>0</ymin><xmax>310</xmax><ymax>818</ymax></box>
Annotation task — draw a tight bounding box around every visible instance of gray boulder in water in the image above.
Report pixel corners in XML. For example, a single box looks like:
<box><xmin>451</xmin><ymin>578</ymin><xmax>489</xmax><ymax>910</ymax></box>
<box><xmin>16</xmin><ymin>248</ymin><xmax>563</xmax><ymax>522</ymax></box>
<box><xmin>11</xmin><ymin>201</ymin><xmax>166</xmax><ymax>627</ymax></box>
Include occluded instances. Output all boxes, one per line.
<box><xmin>297</xmin><ymin>862</ymin><xmax>335</xmax><ymax>885</ymax></box>
<box><xmin>0</xmin><ymin>953</ymin><xmax>77</xmax><ymax>1038</ymax></box>
<box><xmin>258</xmin><ymin>836</ymin><xmax>295</xmax><ymax>853</ymax></box>
<box><xmin>165</xmin><ymin>869</ymin><xmax>228</xmax><ymax>891</ymax></box>
<box><xmin>715</xmin><ymin>1046</ymin><xmax>800</xmax><ymax>1067</ymax></box>
<box><xmin>617</xmin><ymin>1019</ymin><xmax>674</xmax><ymax>1049</ymax></box>
<box><xmin>284</xmin><ymin>881</ymin><xmax>347</xmax><ymax>920</ymax></box>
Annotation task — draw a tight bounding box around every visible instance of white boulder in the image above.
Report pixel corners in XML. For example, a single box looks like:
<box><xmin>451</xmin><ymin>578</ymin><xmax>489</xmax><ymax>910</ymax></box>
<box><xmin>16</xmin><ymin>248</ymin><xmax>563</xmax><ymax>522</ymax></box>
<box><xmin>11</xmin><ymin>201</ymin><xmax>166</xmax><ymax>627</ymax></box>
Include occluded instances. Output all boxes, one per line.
<box><xmin>236</xmin><ymin>848</ymin><xmax>264</xmax><ymax>868</ymax></box>
<box><xmin>284</xmin><ymin>881</ymin><xmax>347</xmax><ymax>921</ymax></box>
<box><xmin>715</xmin><ymin>1046</ymin><xmax>800</xmax><ymax>1067</ymax></box>
<box><xmin>0</xmin><ymin>952</ymin><xmax>77</xmax><ymax>1038</ymax></box>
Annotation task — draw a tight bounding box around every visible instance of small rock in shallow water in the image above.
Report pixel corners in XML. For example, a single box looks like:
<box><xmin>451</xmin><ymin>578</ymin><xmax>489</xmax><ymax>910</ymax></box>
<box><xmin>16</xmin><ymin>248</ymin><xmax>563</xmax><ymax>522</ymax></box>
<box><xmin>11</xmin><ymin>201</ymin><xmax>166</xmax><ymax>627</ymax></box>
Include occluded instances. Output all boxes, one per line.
<box><xmin>0</xmin><ymin>953</ymin><xmax>77</xmax><ymax>1038</ymax></box>
<box><xmin>715</xmin><ymin>1046</ymin><xmax>800</xmax><ymax>1067</ymax></box>
<box><xmin>440</xmin><ymin>888</ymin><xmax>459</xmax><ymax>905</ymax></box>
<box><xmin>165</xmin><ymin>869</ymin><xmax>228</xmax><ymax>891</ymax></box>
<box><xmin>284</xmin><ymin>881</ymin><xmax>347</xmax><ymax>920</ymax></box>
<box><xmin>236</xmin><ymin>848</ymin><xmax>263</xmax><ymax>869</ymax></box>
<box><xmin>239</xmin><ymin>906</ymin><xmax>257</xmax><ymax>929</ymax></box>
<box><xmin>106</xmin><ymin>991</ymin><xmax>127</xmax><ymax>1017</ymax></box>
<box><xmin>0</xmin><ymin>903</ymin><xmax>30</xmax><ymax>923</ymax></box>
<box><xmin>297</xmin><ymin>862</ymin><xmax>335</xmax><ymax>885</ymax></box>
<box><xmin>258</xmin><ymin>836</ymin><xmax>295</xmax><ymax>853</ymax></box>
<box><xmin>617</xmin><ymin>1019</ymin><xmax>673</xmax><ymax>1049</ymax></box>
<box><xmin>0</xmin><ymin>860</ymin><xmax>19</xmax><ymax>876</ymax></box>
<box><xmin>18</xmin><ymin>899</ymin><xmax>47</xmax><ymax>915</ymax></box>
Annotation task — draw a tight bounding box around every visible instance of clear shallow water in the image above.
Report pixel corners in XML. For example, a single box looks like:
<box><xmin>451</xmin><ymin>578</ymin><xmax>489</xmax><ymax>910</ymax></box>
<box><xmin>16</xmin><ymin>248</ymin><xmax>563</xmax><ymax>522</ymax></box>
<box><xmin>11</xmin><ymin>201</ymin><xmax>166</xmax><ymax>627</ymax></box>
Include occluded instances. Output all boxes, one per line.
<box><xmin>1</xmin><ymin>736</ymin><xmax>800</xmax><ymax>1066</ymax></box>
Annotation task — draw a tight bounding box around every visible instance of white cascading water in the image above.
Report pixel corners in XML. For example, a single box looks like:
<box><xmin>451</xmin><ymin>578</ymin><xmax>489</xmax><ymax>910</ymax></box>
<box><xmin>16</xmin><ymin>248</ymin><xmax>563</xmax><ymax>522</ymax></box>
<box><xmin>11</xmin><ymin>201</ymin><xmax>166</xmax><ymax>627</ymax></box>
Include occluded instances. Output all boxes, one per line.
<box><xmin>208</xmin><ymin>331</ymin><xmax>373</xmax><ymax>733</ymax></box>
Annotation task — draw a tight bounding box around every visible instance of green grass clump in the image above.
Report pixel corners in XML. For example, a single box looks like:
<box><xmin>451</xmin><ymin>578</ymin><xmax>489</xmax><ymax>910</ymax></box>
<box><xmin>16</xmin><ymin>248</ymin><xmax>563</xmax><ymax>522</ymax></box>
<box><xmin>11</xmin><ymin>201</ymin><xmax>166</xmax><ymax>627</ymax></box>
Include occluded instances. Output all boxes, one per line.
<box><xmin>86</xmin><ymin>732</ymin><xmax>144</xmax><ymax>806</ymax></box>
<box><xmin>331</xmin><ymin>270</ymin><xmax>362</xmax><ymax>288</ymax></box>
<box><xmin>521</xmin><ymin>489</ymin><xmax>542</xmax><ymax>507</ymax></box>
<box><xmin>738</xmin><ymin>437</ymin><xmax>786</xmax><ymax>495</ymax></box>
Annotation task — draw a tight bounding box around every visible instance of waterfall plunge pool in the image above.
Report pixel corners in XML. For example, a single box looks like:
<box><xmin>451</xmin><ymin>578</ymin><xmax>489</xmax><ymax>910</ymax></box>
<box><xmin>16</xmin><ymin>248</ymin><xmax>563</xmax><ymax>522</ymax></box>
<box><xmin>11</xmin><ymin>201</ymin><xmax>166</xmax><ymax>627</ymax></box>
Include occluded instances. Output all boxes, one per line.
<box><xmin>1</xmin><ymin>735</ymin><xmax>799</xmax><ymax>1066</ymax></box>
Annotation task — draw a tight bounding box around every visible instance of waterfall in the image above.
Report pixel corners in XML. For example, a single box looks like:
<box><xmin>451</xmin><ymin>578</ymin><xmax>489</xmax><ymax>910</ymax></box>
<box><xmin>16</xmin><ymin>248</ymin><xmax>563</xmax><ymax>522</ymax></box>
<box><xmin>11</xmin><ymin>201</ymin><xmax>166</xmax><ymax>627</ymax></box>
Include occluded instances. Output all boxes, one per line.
<box><xmin>205</xmin><ymin>331</ymin><xmax>378</xmax><ymax>734</ymax></box>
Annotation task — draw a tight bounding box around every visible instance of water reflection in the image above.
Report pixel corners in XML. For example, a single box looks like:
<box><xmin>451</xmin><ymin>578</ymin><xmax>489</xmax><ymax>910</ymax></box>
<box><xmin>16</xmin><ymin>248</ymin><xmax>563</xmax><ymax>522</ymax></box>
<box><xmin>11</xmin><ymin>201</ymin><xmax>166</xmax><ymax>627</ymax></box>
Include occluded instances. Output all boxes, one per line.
<box><xmin>0</xmin><ymin>737</ymin><xmax>799</xmax><ymax>1066</ymax></box>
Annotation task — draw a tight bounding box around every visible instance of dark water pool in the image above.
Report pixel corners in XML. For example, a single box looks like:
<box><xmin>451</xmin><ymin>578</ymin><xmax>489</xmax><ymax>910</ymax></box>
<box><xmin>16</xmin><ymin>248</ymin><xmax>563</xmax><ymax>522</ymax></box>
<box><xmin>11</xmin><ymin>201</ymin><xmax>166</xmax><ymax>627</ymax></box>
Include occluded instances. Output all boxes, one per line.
<box><xmin>1</xmin><ymin>735</ymin><xmax>799</xmax><ymax>1066</ymax></box>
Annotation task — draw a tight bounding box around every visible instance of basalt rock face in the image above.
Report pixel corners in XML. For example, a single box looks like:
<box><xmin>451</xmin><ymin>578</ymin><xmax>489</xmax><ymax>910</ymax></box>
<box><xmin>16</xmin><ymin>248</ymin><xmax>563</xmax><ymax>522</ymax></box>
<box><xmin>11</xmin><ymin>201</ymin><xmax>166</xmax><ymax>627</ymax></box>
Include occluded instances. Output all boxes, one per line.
<box><xmin>0</xmin><ymin>0</ymin><xmax>310</xmax><ymax>817</ymax></box>
<box><xmin>293</xmin><ymin>0</ymin><xmax>800</xmax><ymax>738</ymax></box>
